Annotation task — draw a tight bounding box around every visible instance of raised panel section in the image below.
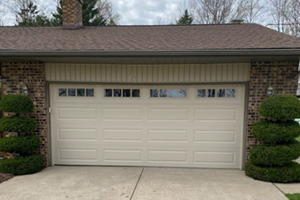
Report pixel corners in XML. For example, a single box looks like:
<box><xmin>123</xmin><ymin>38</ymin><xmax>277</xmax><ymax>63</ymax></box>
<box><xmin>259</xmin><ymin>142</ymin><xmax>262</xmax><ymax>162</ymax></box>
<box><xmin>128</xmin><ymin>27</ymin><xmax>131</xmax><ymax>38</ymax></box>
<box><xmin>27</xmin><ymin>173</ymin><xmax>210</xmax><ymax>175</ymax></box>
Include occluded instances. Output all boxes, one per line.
<box><xmin>58</xmin><ymin>129</ymin><xmax>97</xmax><ymax>141</ymax></box>
<box><xmin>60</xmin><ymin>149</ymin><xmax>97</xmax><ymax>161</ymax></box>
<box><xmin>103</xmin><ymin>150</ymin><xmax>142</xmax><ymax>162</ymax></box>
<box><xmin>148</xmin><ymin>109</ymin><xmax>188</xmax><ymax>121</ymax></box>
<box><xmin>103</xmin><ymin>109</ymin><xmax>142</xmax><ymax>121</ymax></box>
<box><xmin>104</xmin><ymin>129</ymin><xmax>142</xmax><ymax>141</ymax></box>
<box><xmin>58</xmin><ymin>108</ymin><xmax>96</xmax><ymax>120</ymax></box>
<box><xmin>194</xmin><ymin>152</ymin><xmax>235</xmax><ymax>164</ymax></box>
<box><xmin>148</xmin><ymin>151</ymin><xmax>187</xmax><ymax>163</ymax></box>
<box><xmin>148</xmin><ymin>130</ymin><xmax>187</xmax><ymax>142</ymax></box>
<box><xmin>194</xmin><ymin>131</ymin><xmax>235</xmax><ymax>143</ymax></box>
<box><xmin>46</xmin><ymin>63</ymin><xmax>250</xmax><ymax>83</ymax></box>
<box><xmin>195</xmin><ymin>109</ymin><xmax>236</xmax><ymax>121</ymax></box>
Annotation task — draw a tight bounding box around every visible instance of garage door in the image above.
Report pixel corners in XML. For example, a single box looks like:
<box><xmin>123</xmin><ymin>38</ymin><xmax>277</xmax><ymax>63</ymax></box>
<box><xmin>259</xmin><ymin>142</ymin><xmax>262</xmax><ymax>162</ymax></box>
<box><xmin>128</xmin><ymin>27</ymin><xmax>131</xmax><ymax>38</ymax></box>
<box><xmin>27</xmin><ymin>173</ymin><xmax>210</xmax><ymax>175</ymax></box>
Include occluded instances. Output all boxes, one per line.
<box><xmin>50</xmin><ymin>84</ymin><xmax>245</xmax><ymax>169</ymax></box>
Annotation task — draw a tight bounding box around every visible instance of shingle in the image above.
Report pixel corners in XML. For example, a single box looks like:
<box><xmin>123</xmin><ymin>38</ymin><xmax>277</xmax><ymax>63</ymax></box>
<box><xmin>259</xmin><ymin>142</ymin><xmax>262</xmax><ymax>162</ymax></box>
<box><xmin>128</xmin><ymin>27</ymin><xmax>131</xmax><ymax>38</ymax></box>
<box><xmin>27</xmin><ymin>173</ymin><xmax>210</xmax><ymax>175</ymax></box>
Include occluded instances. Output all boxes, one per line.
<box><xmin>0</xmin><ymin>24</ymin><xmax>300</xmax><ymax>51</ymax></box>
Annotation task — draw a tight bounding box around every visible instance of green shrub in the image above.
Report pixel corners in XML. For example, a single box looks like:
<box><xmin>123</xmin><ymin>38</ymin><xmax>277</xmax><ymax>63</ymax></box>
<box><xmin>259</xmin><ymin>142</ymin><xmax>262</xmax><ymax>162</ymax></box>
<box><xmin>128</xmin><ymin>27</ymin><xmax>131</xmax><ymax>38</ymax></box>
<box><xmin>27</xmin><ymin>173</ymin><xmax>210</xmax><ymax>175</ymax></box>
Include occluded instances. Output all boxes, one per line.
<box><xmin>250</xmin><ymin>141</ymin><xmax>300</xmax><ymax>166</ymax></box>
<box><xmin>0</xmin><ymin>95</ymin><xmax>34</xmax><ymax>113</ymax></box>
<box><xmin>245</xmin><ymin>161</ymin><xmax>300</xmax><ymax>183</ymax></box>
<box><xmin>253</xmin><ymin>120</ymin><xmax>300</xmax><ymax>143</ymax></box>
<box><xmin>0</xmin><ymin>135</ymin><xmax>40</xmax><ymax>154</ymax></box>
<box><xmin>0</xmin><ymin>116</ymin><xmax>37</xmax><ymax>133</ymax></box>
<box><xmin>0</xmin><ymin>155</ymin><xmax>44</xmax><ymax>175</ymax></box>
<box><xmin>259</xmin><ymin>95</ymin><xmax>300</xmax><ymax>120</ymax></box>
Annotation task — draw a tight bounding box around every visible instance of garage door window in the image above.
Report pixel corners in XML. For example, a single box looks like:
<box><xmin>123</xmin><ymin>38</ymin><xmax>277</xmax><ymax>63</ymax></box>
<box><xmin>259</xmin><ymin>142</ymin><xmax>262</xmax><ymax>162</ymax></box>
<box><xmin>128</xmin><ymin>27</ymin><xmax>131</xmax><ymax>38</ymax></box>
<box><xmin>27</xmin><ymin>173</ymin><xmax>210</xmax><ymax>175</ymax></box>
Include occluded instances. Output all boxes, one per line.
<box><xmin>198</xmin><ymin>89</ymin><xmax>236</xmax><ymax>98</ymax></box>
<box><xmin>105</xmin><ymin>89</ymin><xmax>140</xmax><ymax>98</ymax></box>
<box><xmin>150</xmin><ymin>89</ymin><xmax>187</xmax><ymax>98</ymax></box>
<box><xmin>59</xmin><ymin>88</ymin><xmax>94</xmax><ymax>97</ymax></box>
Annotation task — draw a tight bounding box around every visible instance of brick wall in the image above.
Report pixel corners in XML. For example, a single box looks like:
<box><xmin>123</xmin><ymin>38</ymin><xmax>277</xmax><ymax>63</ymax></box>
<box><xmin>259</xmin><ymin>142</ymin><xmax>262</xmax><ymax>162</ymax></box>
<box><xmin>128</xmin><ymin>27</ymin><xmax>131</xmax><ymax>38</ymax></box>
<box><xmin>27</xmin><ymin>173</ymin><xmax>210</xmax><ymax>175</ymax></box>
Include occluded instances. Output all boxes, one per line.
<box><xmin>62</xmin><ymin>0</ymin><xmax>83</xmax><ymax>28</ymax></box>
<box><xmin>1</xmin><ymin>62</ymin><xmax>48</xmax><ymax>165</ymax></box>
<box><xmin>247</xmin><ymin>61</ymin><xmax>298</xmax><ymax>160</ymax></box>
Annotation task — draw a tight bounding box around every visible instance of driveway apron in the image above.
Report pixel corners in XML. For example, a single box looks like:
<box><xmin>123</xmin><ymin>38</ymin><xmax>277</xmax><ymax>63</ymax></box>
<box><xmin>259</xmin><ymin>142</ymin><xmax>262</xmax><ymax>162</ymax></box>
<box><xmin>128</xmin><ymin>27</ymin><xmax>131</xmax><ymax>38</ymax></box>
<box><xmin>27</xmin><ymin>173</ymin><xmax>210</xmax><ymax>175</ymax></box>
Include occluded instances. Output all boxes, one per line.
<box><xmin>0</xmin><ymin>166</ymin><xmax>290</xmax><ymax>200</ymax></box>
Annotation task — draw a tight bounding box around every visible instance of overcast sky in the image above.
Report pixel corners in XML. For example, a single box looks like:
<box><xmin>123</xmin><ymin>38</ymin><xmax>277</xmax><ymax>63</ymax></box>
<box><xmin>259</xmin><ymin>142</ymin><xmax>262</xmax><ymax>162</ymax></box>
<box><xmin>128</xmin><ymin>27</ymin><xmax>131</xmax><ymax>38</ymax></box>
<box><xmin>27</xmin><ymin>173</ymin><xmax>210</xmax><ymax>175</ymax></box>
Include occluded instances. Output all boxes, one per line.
<box><xmin>0</xmin><ymin>0</ymin><xmax>182</xmax><ymax>26</ymax></box>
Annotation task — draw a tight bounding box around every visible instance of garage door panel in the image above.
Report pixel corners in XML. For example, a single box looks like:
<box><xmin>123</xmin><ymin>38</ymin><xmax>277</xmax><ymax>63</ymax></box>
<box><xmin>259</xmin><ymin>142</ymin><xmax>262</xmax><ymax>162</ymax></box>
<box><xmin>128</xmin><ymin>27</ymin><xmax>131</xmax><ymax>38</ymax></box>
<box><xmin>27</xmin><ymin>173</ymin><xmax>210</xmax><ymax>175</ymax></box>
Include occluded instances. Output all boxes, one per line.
<box><xmin>58</xmin><ymin>128</ymin><xmax>98</xmax><ymax>142</ymax></box>
<box><xmin>102</xmin><ymin>108</ymin><xmax>143</xmax><ymax>121</ymax></box>
<box><xmin>194</xmin><ymin>130</ymin><xmax>236</xmax><ymax>143</ymax></box>
<box><xmin>148</xmin><ymin>108</ymin><xmax>188</xmax><ymax>121</ymax></box>
<box><xmin>194</xmin><ymin>109</ymin><xmax>236</xmax><ymax>121</ymax></box>
<box><xmin>103</xmin><ymin>129</ymin><xmax>142</xmax><ymax>142</ymax></box>
<box><xmin>148</xmin><ymin>150</ymin><xmax>188</xmax><ymax>164</ymax></box>
<box><xmin>51</xmin><ymin>84</ymin><xmax>245</xmax><ymax>169</ymax></box>
<box><xmin>59</xmin><ymin>149</ymin><xmax>98</xmax><ymax>161</ymax></box>
<box><xmin>103</xmin><ymin>149</ymin><xmax>142</xmax><ymax>163</ymax></box>
<box><xmin>148</xmin><ymin>129</ymin><xmax>188</xmax><ymax>142</ymax></box>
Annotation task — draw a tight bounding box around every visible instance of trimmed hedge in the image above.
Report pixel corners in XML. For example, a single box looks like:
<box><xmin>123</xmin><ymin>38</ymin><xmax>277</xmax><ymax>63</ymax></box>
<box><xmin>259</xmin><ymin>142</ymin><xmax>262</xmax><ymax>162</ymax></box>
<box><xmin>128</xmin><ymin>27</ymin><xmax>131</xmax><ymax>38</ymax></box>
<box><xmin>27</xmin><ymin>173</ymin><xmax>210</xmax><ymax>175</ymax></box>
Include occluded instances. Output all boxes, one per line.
<box><xmin>0</xmin><ymin>135</ymin><xmax>40</xmax><ymax>154</ymax></box>
<box><xmin>245</xmin><ymin>161</ymin><xmax>300</xmax><ymax>183</ymax></box>
<box><xmin>0</xmin><ymin>155</ymin><xmax>44</xmax><ymax>175</ymax></box>
<box><xmin>253</xmin><ymin>120</ymin><xmax>300</xmax><ymax>143</ymax></box>
<box><xmin>0</xmin><ymin>116</ymin><xmax>37</xmax><ymax>133</ymax></box>
<box><xmin>0</xmin><ymin>94</ymin><xmax>34</xmax><ymax>113</ymax></box>
<box><xmin>250</xmin><ymin>141</ymin><xmax>300</xmax><ymax>166</ymax></box>
<box><xmin>259</xmin><ymin>95</ymin><xmax>300</xmax><ymax>120</ymax></box>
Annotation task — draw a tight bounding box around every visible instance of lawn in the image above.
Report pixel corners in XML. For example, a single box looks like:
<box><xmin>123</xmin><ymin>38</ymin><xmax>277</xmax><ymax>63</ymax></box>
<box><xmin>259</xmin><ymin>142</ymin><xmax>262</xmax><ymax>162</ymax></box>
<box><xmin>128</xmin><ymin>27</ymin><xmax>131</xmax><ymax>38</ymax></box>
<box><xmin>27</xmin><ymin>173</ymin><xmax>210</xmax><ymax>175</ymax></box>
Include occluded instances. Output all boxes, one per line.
<box><xmin>286</xmin><ymin>194</ymin><xmax>300</xmax><ymax>200</ymax></box>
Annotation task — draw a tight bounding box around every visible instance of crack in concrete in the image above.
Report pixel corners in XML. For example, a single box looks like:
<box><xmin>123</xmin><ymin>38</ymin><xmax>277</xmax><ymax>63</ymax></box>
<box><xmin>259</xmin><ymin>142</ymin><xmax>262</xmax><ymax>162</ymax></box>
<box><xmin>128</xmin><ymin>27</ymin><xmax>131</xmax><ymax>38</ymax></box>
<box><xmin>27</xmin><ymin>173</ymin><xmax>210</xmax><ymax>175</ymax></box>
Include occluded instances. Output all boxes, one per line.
<box><xmin>130</xmin><ymin>168</ymin><xmax>144</xmax><ymax>200</ymax></box>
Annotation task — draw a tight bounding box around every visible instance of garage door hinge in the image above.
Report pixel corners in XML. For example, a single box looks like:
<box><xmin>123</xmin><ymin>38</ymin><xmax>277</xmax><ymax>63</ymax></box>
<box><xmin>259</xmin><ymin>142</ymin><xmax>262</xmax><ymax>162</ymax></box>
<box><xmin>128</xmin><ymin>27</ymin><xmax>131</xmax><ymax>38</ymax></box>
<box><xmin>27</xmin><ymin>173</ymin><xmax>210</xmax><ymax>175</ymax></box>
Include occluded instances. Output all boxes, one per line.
<box><xmin>48</xmin><ymin>107</ymin><xmax>51</xmax><ymax>114</ymax></box>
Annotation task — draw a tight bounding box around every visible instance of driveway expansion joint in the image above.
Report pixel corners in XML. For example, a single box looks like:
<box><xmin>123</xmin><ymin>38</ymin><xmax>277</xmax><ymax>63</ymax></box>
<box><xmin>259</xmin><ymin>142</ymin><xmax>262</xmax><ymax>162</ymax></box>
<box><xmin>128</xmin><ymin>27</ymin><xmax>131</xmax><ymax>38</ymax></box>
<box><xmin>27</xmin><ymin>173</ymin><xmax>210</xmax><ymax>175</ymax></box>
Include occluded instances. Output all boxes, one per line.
<box><xmin>272</xmin><ymin>183</ymin><xmax>286</xmax><ymax>196</ymax></box>
<box><xmin>129</xmin><ymin>167</ymin><xmax>144</xmax><ymax>200</ymax></box>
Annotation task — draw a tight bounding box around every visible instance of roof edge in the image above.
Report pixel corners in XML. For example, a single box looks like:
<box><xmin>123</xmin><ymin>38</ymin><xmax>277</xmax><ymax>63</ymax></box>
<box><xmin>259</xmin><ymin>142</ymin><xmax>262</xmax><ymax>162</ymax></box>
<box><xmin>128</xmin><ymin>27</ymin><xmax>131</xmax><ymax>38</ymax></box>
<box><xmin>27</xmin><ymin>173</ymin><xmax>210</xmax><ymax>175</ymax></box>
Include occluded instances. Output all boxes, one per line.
<box><xmin>0</xmin><ymin>49</ymin><xmax>299</xmax><ymax>57</ymax></box>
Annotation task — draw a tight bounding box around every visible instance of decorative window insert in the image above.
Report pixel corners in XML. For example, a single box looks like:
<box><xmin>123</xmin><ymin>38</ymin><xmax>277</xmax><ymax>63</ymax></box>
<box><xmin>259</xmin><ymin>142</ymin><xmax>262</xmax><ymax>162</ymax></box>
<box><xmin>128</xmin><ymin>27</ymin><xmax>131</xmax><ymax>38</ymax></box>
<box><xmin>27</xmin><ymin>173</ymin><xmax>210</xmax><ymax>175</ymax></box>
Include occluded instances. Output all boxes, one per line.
<box><xmin>197</xmin><ymin>89</ymin><xmax>236</xmax><ymax>98</ymax></box>
<box><xmin>105</xmin><ymin>89</ymin><xmax>140</xmax><ymax>98</ymax></box>
<box><xmin>59</xmin><ymin>88</ymin><xmax>94</xmax><ymax>97</ymax></box>
<box><xmin>150</xmin><ymin>89</ymin><xmax>187</xmax><ymax>98</ymax></box>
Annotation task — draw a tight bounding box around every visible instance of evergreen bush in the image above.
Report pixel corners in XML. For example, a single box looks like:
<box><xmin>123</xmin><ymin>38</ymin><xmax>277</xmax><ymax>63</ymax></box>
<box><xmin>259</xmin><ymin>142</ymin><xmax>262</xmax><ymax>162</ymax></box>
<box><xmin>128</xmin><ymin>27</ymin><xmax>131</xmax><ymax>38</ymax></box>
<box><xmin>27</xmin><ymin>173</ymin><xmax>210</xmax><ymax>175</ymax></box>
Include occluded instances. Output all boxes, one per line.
<box><xmin>245</xmin><ymin>95</ymin><xmax>300</xmax><ymax>183</ymax></box>
<box><xmin>253</xmin><ymin>121</ymin><xmax>300</xmax><ymax>143</ymax></box>
<box><xmin>0</xmin><ymin>95</ymin><xmax>34</xmax><ymax>113</ymax></box>
<box><xmin>0</xmin><ymin>155</ymin><xmax>44</xmax><ymax>175</ymax></box>
<box><xmin>0</xmin><ymin>94</ymin><xmax>44</xmax><ymax>175</ymax></box>
<box><xmin>0</xmin><ymin>136</ymin><xmax>41</xmax><ymax>154</ymax></box>
<box><xmin>259</xmin><ymin>95</ymin><xmax>300</xmax><ymax>120</ymax></box>
<box><xmin>0</xmin><ymin>116</ymin><xmax>37</xmax><ymax>133</ymax></box>
<box><xmin>250</xmin><ymin>141</ymin><xmax>300</xmax><ymax>166</ymax></box>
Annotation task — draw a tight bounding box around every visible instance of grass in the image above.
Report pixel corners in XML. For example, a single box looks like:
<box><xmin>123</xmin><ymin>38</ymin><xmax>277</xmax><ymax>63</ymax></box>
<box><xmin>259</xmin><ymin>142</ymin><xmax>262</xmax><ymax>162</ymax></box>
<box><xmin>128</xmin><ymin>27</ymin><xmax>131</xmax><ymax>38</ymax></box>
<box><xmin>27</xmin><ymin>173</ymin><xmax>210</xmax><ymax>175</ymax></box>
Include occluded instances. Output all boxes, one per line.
<box><xmin>297</xmin><ymin>137</ymin><xmax>300</xmax><ymax>142</ymax></box>
<box><xmin>286</xmin><ymin>194</ymin><xmax>300</xmax><ymax>200</ymax></box>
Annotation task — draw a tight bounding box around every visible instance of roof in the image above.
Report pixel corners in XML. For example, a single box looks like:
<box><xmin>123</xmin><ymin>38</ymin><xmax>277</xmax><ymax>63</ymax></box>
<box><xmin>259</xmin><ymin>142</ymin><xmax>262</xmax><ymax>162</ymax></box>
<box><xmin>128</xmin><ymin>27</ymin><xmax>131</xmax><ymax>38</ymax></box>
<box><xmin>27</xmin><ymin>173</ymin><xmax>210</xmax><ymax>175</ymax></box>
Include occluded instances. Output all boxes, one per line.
<box><xmin>0</xmin><ymin>24</ymin><xmax>300</xmax><ymax>52</ymax></box>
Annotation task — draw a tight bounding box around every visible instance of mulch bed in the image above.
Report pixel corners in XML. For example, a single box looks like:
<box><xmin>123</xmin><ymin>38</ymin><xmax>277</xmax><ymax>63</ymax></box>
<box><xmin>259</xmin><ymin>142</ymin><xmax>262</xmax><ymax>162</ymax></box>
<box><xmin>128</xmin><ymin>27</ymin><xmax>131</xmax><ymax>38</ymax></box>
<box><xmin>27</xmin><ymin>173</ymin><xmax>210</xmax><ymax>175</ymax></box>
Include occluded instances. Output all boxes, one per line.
<box><xmin>0</xmin><ymin>173</ymin><xmax>13</xmax><ymax>184</ymax></box>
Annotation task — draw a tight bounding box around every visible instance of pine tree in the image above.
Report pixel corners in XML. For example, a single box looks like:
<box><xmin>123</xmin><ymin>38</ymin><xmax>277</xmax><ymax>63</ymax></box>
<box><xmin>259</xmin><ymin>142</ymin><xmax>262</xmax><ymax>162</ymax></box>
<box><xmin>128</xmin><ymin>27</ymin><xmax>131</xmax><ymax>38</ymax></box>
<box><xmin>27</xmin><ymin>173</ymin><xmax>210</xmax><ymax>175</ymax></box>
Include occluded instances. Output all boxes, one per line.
<box><xmin>177</xmin><ymin>9</ymin><xmax>193</xmax><ymax>25</ymax></box>
<box><xmin>16</xmin><ymin>0</ymin><xmax>50</xmax><ymax>26</ymax></box>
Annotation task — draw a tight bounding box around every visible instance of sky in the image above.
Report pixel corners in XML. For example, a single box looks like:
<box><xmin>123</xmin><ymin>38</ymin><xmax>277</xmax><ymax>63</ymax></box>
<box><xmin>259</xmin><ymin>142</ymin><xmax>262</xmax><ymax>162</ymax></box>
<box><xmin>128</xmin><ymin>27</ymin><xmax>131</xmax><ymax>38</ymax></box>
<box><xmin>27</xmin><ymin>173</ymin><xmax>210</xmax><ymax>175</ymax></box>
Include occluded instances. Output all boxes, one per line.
<box><xmin>0</xmin><ymin>0</ymin><xmax>182</xmax><ymax>26</ymax></box>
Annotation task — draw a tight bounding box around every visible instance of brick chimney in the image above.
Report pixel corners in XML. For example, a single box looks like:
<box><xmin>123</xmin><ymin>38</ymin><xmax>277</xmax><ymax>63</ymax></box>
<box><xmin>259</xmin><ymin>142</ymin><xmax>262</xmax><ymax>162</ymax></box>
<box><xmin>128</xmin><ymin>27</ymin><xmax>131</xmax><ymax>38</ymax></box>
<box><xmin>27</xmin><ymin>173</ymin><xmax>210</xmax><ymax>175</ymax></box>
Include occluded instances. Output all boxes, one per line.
<box><xmin>62</xmin><ymin>0</ymin><xmax>83</xmax><ymax>29</ymax></box>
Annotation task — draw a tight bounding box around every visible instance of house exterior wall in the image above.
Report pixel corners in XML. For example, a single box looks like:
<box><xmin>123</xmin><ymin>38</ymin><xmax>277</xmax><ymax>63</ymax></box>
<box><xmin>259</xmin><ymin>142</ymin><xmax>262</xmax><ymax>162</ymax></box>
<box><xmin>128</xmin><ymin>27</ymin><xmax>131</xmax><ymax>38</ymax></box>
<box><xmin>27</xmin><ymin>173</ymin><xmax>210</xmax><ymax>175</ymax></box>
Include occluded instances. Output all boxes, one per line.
<box><xmin>45</xmin><ymin>63</ymin><xmax>251</xmax><ymax>83</ymax></box>
<box><xmin>1</xmin><ymin>62</ymin><xmax>48</xmax><ymax>165</ymax></box>
<box><xmin>0</xmin><ymin>61</ymin><xmax>298</xmax><ymax>167</ymax></box>
<box><xmin>247</xmin><ymin>61</ymin><xmax>298</xmax><ymax>160</ymax></box>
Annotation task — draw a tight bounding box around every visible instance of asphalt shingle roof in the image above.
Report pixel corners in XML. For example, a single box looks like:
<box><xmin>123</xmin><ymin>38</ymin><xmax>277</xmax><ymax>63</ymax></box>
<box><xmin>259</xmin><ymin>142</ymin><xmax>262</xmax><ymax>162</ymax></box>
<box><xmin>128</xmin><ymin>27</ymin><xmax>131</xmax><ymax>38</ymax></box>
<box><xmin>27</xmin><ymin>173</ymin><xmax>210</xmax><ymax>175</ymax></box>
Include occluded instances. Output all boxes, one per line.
<box><xmin>0</xmin><ymin>24</ymin><xmax>300</xmax><ymax>52</ymax></box>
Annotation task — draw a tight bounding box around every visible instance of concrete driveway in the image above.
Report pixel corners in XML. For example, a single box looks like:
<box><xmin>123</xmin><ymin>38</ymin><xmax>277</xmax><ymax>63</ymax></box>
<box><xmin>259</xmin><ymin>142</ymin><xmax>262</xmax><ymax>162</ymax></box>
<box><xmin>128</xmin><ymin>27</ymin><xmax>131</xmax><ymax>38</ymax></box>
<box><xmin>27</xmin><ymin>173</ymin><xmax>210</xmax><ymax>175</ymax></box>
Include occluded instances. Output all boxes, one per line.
<box><xmin>0</xmin><ymin>166</ymin><xmax>293</xmax><ymax>200</ymax></box>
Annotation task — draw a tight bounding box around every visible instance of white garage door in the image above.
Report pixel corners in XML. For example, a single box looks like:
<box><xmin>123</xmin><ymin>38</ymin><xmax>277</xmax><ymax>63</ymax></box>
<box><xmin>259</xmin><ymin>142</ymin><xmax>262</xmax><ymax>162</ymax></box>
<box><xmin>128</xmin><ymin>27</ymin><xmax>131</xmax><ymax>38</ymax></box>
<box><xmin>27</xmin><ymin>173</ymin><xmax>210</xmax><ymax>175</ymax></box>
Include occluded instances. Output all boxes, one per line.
<box><xmin>50</xmin><ymin>84</ymin><xmax>245</xmax><ymax>169</ymax></box>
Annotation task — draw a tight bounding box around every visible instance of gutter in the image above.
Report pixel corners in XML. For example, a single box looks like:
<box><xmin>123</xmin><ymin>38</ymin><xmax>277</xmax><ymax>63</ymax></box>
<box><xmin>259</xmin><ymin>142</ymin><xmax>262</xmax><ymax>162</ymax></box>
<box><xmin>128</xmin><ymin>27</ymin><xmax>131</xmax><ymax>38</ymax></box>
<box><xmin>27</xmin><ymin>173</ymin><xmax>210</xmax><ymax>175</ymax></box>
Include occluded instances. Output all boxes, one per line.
<box><xmin>0</xmin><ymin>49</ymin><xmax>300</xmax><ymax>58</ymax></box>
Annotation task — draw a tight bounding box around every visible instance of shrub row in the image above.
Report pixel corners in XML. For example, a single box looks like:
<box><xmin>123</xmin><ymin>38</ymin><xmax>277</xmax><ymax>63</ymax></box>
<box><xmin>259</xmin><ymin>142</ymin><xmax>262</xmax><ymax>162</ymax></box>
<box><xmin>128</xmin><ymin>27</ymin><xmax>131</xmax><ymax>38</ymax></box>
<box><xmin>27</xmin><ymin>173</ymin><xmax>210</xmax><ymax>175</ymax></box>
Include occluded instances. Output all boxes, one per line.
<box><xmin>0</xmin><ymin>155</ymin><xmax>44</xmax><ymax>175</ymax></box>
<box><xmin>0</xmin><ymin>135</ymin><xmax>40</xmax><ymax>154</ymax></box>
<box><xmin>0</xmin><ymin>95</ymin><xmax>34</xmax><ymax>113</ymax></box>
<box><xmin>253</xmin><ymin>120</ymin><xmax>300</xmax><ymax>143</ymax></box>
<box><xmin>259</xmin><ymin>95</ymin><xmax>300</xmax><ymax>120</ymax></box>
<box><xmin>0</xmin><ymin>116</ymin><xmax>37</xmax><ymax>133</ymax></box>
<box><xmin>250</xmin><ymin>140</ymin><xmax>300</xmax><ymax>166</ymax></box>
<box><xmin>245</xmin><ymin>161</ymin><xmax>300</xmax><ymax>183</ymax></box>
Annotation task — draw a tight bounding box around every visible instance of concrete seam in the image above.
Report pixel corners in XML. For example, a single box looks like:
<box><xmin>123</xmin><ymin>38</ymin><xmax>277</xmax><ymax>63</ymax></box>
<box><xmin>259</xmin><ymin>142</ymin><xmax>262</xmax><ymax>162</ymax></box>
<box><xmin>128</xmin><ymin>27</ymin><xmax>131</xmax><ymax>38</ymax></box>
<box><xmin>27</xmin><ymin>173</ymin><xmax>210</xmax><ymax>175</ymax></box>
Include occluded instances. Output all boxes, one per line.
<box><xmin>130</xmin><ymin>167</ymin><xmax>144</xmax><ymax>200</ymax></box>
<box><xmin>272</xmin><ymin>183</ymin><xmax>287</xmax><ymax>197</ymax></box>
